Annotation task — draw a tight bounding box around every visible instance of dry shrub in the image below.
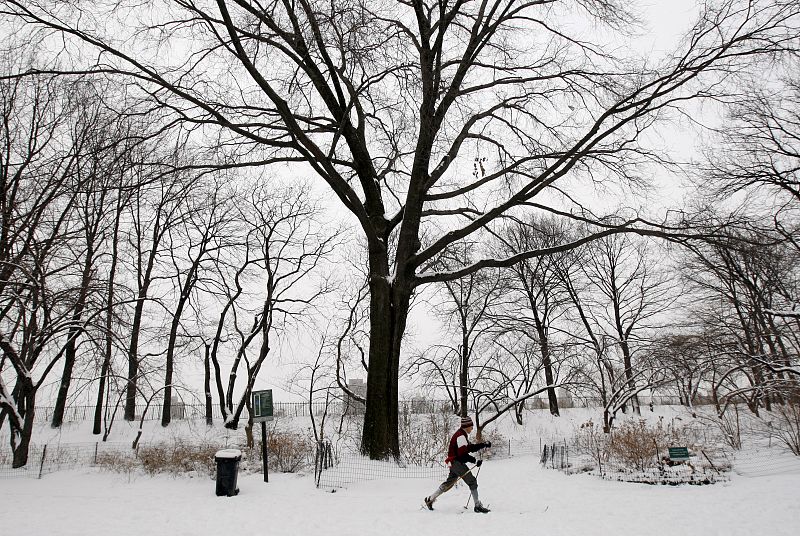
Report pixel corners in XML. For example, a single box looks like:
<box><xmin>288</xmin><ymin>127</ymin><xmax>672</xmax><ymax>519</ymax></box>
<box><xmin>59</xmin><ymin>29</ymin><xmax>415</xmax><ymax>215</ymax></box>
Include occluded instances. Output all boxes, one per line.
<box><xmin>266</xmin><ymin>430</ymin><xmax>313</xmax><ymax>473</ymax></box>
<box><xmin>608</xmin><ymin>417</ymin><xmax>691</xmax><ymax>471</ymax></box>
<box><xmin>399</xmin><ymin>410</ymin><xmax>451</xmax><ymax>466</ymax></box>
<box><xmin>574</xmin><ymin>419</ymin><xmax>610</xmax><ymax>468</ymax></box>
<box><xmin>475</xmin><ymin>429</ymin><xmax>505</xmax><ymax>460</ymax></box>
<box><xmin>759</xmin><ymin>400</ymin><xmax>800</xmax><ymax>455</ymax></box>
<box><xmin>137</xmin><ymin>441</ymin><xmax>218</xmax><ymax>476</ymax></box>
<box><xmin>95</xmin><ymin>451</ymin><xmax>138</xmax><ymax>474</ymax></box>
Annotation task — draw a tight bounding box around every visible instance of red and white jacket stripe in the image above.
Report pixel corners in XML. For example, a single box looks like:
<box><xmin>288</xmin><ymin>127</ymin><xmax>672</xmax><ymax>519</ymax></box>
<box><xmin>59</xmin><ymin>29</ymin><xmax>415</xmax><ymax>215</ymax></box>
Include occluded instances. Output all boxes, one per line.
<box><xmin>445</xmin><ymin>428</ymin><xmax>485</xmax><ymax>465</ymax></box>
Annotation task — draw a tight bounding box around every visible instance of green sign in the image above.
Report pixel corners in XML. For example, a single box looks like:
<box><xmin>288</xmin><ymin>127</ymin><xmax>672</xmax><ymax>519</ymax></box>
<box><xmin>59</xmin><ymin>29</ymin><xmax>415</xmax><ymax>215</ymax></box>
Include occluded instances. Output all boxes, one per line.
<box><xmin>668</xmin><ymin>447</ymin><xmax>689</xmax><ymax>460</ymax></box>
<box><xmin>253</xmin><ymin>389</ymin><xmax>273</xmax><ymax>422</ymax></box>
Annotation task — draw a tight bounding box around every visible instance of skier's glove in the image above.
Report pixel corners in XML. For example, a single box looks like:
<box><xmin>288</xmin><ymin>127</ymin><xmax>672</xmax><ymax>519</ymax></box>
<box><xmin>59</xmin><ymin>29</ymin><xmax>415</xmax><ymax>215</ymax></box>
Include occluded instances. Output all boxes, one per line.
<box><xmin>475</xmin><ymin>459</ymin><xmax>483</xmax><ymax>467</ymax></box>
<box><xmin>484</xmin><ymin>441</ymin><xmax>492</xmax><ymax>449</ymax></box>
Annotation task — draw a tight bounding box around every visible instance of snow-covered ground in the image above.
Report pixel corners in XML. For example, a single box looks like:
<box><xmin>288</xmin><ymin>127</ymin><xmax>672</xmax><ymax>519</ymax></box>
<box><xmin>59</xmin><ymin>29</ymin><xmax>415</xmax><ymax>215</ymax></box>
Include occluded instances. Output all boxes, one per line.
<box><xmin>2</xmin><ymin>452</ymin><xmax>798</xmax><ymax>536</ymax></box>
<box><xmin>2</xmin><ymin>406</ymin><xmax>799</xmax><ymax>535</ymax></box>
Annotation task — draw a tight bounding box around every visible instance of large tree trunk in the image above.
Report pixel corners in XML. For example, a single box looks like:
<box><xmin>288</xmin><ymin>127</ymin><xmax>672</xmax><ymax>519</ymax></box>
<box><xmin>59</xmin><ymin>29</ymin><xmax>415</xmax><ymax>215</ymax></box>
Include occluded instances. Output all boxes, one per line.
<box><xmin>93</xmin><ymin>351</ymin><xmax>111</xmax><ymax>435</ymax></box>
<box><xmin>94</xmin><ymin>195</ymin><xmax>123</xmax><ymax>434</ymax></box>
<box><xmin>125</xmin><ymin>286</ymin><xmax>149</xmax><ymax>421</ymax></box>
<box><xmin>125</xmin><ymin>221</ymin><xmax>160</xmax><ymax>421</ymax></box>
<box><xmin>160</xmin><ymin>311</ymin><xmax>182</xmax><ymax>427</ymax></box>
<box><xmin>360</xmin><ymin>264</ymin><xmax>410</xmax><ymax>460</ymax></box>
<box><xmin>620</xmin><ymin>339</ymin><xmax>641</xmax><ymax>415</ymax></box>
<box><xmin>51</xmin><ymin>328</ymin><xmax>79</xmax><ymax>428</ymax></box>
<box><xmin>537</xmin><ymin>329</ymin><xmax>560</xmax><ymax>417</ymax></box>
<box><xmin>11</xmin><ymin>383</ymin><xmax>36</xmax><ymax>468</ymax></box>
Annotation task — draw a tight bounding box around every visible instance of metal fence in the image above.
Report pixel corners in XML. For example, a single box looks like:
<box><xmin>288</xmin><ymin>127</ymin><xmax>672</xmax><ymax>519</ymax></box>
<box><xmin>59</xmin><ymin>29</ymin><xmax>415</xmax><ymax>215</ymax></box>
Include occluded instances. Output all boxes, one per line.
<box><xmin>727</xmin><ymin>448</ymin><xmax>800</xmax><ymax>477</ymax></box>
<box><xmin>0</xmin><ymin>442</ymin><xmax>131</xmax><ymax>479</ymax></box>
<box><xmin>541</xmin><ymin>442</ymin><xmax>570</xmax><ymax>470</ymax></box>
<box><xmin>27</xmin><ymin>395</ymin><xmax>698</xmax><ymax>424</ymax></box>
<box><xmin>539</xmin><ymin>438</ymin><xmax>800</xmax><ymax>483</ymax></box>
<box><xmin>313</xmin><ymin>437</ymin><xmax>542</xmax><ymax>490</ymax></box>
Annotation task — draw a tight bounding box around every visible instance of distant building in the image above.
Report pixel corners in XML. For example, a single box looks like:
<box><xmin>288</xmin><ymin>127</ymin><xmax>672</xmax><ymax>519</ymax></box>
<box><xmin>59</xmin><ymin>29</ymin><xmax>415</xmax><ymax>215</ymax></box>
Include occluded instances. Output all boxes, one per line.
<box><xmin>558</xmin><ymin>387</ymin><xmax>573</xmax><ymax>408</ymax></box>
<box><xmin>170</xmin><ymin>395</ymin><xmax>185</xmax><ymax>419</ymax></box>
<box><xmin>344</xmin><ymin>379</ymin><xmax>366</xmax><ymax>415</ymax></box>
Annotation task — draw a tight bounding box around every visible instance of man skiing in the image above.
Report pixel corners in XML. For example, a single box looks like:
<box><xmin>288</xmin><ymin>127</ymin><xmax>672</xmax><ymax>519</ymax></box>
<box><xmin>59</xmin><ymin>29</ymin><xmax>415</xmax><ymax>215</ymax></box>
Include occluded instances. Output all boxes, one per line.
<box><xmin>424</xmin><ymin>416</ymin><xmax>492</xmax><ymax>513</ymax></box>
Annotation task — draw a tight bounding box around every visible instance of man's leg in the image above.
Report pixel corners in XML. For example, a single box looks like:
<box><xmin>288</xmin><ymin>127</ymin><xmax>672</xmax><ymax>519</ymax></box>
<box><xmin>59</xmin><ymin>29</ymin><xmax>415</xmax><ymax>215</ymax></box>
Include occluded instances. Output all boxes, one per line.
<box><xmin>426</xmin><ymin>462</ymin><xmax>469</xmax><ymax>508</ymax></box>
<box><xmin>461</xmin><ymin>467</ymin><xmax>489</xmax><ymax>512</ymax></box>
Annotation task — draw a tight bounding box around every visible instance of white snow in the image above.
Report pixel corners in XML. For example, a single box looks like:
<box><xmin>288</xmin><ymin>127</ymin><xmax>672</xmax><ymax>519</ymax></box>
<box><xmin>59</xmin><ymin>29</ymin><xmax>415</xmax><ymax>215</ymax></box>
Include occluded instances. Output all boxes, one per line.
<box><xmin>2</xmin><ymin>406</ymin><xmax>799</xmax><ymax>534</ymax></box>
<box><xmin>214</xmin><ymin>448</ymin><xmax>242</xmax><ymax>459</ymax></box>
<box><xmin>2</xmin><ymin>453</ymin><xmax>798</xmax><ymax>535</ymax></box>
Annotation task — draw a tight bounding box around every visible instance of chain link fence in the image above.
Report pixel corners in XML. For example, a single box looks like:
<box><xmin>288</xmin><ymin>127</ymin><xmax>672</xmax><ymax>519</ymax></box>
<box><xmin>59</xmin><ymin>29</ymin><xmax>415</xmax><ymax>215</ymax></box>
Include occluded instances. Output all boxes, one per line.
<box><xmin>27</xmin><ymin>395</ymin><xmax>694</xmax><ymax>424</ymax></box>
<box><xmin>539</xmin><ymin>439</ymin><xmax>800</xmax><ymax>484</ymax></box>
<box><xmin>0</xmin><ymin>442</ymin><xmax>132</xmax><ymax>479</ymax></box>
<box><xmin>313</xmin><ymin>437</ymin><xmax>543</xmax><ymax>490</ymax></box>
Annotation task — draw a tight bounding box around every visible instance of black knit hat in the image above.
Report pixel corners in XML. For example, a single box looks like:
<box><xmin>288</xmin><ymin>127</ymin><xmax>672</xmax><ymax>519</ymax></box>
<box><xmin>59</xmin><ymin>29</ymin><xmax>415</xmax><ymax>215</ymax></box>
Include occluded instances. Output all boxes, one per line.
<box><xmin>460</xmin><ymin>416</ymin><xmax>474</xmax><ymax>429</ymax></box>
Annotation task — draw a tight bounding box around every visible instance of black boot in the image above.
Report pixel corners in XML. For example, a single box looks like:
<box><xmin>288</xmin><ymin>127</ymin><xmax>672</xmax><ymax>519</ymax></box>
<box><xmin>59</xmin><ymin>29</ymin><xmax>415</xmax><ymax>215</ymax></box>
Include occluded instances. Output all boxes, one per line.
<box><xmin>424</xmin><ymin>496</ymin><xmax>435</xmax><ymax>510</ymax></box>
<box><xmin>474</xmin><ymin>503</ymin><xmax>490</xmax><ymax>513</ymax></box>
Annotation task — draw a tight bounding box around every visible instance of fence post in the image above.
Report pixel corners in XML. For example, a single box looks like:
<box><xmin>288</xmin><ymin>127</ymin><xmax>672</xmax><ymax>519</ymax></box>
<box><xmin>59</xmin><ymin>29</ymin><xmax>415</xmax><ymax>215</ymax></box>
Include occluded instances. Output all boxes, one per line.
<box><xmin>94</xmin><ymin>443</ymin><xmax>99</xmax><ymax>465</ymax></box>
<box><xmin>314</xmin><ymin>442</ymin><xmax>320</xmax><ymax>487</ymax></box>
<box><xmin>38</xmin><ymin>445</ymin><xmax>48</xmax><ymax>479</ymax></box>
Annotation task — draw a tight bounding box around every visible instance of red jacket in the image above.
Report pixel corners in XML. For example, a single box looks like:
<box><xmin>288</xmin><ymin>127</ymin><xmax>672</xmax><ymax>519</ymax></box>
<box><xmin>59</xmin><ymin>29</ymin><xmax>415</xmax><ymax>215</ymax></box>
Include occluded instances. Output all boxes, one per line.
<box><xmin>445</xmin><ymin>428</ymin><xmax>485</xmax><ymax>465</ymax></box>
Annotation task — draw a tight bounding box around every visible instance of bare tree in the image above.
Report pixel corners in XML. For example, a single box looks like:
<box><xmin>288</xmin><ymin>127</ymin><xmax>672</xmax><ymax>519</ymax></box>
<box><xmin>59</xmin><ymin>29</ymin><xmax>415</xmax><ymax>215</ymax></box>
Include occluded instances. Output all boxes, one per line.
<box><xmin>703</xmin><ymin>63</ymin><xmax>800</xmax><ymax>254</ymax></box>
<box><xmin>220</xmin><ymin>179</ymin><xmax>339</xmax><ymax>429</ymax></box>
<box><xmin>0</xmin><ymin>70</ymin><xmax>95</xmax><ymax>466</ymax></box>
<box><xmin>583</xmin><ymin>234</ymin><xmax>676</xmax><ymax>415</ymax></box>
<box><xmin>159</xmin><ymin>175</ymin><xmax>240</xmax><ymax>426</ymax></box>
<box><xmin>647</xmin><ymin>331</ymin><xmax>716</xmax><ymax>413</ymax></box>
<box><xmin>407</xmin><ymin>242</ymin><xmax>504</xmax><ymax>417</ymax></box>
<box><xmin>121</xmin><ymin>146</ymin><xmax>197</xmax><ymax>421</ymax></box>
<box><xmin>683</xmin><ymin>232</ymin><xmax>800</xmax><ymax>415</ymax></box>
<box><xmin>4</xmin><ymin>0</ymin><xmax>798</xmax><ymax>458</ymax></box>
<box><xmin>493</xmin><ymin>217</ymin><xmax>574</xmax><ymax>416</ymax></box>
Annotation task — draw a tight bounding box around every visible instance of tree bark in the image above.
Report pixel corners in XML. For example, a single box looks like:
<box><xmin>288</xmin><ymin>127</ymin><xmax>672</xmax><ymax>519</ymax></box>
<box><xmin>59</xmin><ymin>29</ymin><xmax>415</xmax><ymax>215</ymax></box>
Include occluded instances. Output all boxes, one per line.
<box><xmin>52</xmin><ymin>240</ymin><xmax>95</xmax><ymax>428</ymax></box>
<box><xmin>360</xmin><ymin>253</ymin><xmax>411</xmax><ymax>459</ymax></box>
<box><xmin>204</xmin><ymin>343</ymin><xmax>213</xmax><ymax>426</ymax></box>
<box><xmin>459</xmin><ymin>329</ymin><xmax>469</xmax><ymax>418</ymax></box>
<box><xmin>94</xmin><ymin>195</ymin><xmax>123</xmax><ymax>434</ymax></box>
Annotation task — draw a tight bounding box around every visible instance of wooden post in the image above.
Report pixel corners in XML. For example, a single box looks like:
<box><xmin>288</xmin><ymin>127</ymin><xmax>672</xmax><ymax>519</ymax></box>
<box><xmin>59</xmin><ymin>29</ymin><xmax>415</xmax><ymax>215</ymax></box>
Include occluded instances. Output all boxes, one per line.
<box><xmin>261</xmin><ymin>420</ymin><xmax>269</xmax><ymax>483</ymax></box>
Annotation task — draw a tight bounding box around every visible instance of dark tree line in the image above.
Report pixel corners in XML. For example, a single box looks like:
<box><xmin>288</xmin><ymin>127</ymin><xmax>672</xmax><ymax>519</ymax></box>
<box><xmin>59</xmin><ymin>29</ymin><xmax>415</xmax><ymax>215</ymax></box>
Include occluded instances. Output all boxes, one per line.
<box><xmin>0</xmin><ymin>69</ymin><xmax>337</xmax><ymax>466</ymax></box>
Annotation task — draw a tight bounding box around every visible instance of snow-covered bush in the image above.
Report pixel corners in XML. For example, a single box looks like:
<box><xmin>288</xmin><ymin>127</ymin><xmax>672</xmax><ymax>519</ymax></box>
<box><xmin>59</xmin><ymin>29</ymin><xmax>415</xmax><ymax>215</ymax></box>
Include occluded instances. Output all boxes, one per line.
<box><xmin>266</xmin><ymin>430</ymin><xmax>314</xmax><ymax>472</ymax></box>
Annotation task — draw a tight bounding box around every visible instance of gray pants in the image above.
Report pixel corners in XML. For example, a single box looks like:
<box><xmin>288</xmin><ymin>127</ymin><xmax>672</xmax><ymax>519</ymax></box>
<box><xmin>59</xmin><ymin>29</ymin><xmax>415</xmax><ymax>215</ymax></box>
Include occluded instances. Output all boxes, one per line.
<box><xmin>439</xmin><ymin>460</ymin><xmax>477</xmax><ymax>491</ymax></box>
<box><xmin>428</xmin><ymin>460</ymin><xmax>481</xmax><ymax>506</ymax></box>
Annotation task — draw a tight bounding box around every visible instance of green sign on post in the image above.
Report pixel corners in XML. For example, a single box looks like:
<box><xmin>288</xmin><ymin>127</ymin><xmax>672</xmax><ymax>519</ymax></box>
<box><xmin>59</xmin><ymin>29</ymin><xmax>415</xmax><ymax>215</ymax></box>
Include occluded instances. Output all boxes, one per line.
<box><xmin>253</xmin><ymin>389</ymin><xmax>273</xmax><ymax>422</ymax></box>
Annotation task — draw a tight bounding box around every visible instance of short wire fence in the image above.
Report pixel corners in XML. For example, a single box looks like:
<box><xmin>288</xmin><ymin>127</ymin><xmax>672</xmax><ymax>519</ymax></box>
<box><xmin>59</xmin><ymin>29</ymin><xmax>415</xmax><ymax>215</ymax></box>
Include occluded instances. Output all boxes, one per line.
<box><xmin>0</xmin><ymin>442</ymin><xmax>131</xmax><ymax>479</ymax></box>
<box><xmin>539</xmin><ymin>438</ymin><xmax>800</xmax><ymax>484</ymax></box>
<box><xmin>727</xmin><ymin>448</ymin><xmax>800</xmax><ymax>477</ymax></box>
<box><xmin>313</xmin><ymin>437</ymin><xmax>542</xmax><ymax>490</ymax></box>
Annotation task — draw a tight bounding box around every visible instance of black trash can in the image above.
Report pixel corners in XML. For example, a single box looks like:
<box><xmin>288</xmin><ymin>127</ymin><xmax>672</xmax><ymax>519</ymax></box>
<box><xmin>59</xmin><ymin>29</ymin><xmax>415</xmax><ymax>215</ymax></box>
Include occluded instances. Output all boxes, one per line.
<box><xmin>215</xmin><ymin>449</ymin><xmax>242</xmax><ymax>497</ymax></box>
